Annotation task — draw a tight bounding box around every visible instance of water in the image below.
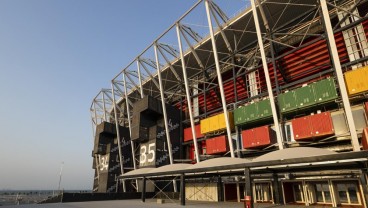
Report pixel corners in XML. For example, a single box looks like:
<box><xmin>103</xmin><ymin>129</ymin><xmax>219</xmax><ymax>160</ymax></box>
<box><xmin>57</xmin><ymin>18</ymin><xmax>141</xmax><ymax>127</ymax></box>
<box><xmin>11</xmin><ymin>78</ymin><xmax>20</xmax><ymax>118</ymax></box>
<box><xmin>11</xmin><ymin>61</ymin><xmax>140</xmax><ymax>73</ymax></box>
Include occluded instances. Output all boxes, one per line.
<box><xmin>0</xmin><ymin>190</ymin><xmax>90</xmax><ymax>206</ymax></box>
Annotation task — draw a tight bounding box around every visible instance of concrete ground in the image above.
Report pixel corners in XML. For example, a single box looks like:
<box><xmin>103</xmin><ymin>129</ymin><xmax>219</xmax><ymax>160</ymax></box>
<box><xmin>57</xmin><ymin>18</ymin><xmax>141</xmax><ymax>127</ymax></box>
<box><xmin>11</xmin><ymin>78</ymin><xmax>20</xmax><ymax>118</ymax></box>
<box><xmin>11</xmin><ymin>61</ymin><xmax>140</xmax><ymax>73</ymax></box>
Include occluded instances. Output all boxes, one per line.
<box><xmin>0</xmin><ymin>199</ymin><xmax>324</xmax><ymax>208</ymax></box>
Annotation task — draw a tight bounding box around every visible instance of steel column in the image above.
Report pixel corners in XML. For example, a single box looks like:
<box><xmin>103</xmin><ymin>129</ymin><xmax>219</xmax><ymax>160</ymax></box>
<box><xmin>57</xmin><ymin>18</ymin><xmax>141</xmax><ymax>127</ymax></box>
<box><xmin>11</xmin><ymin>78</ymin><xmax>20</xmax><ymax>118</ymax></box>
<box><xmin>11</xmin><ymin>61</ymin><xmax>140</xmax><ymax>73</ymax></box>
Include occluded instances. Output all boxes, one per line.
<box><xmin>180</xmin><ymin>173</ymin><xmax>186</xmax><ymax>206</ymax></box>
<box><xmin>205</xmin><ymin>0</ymin><xmax>235</xmax><ymax>158</ymax></box>
<box><xmin>141</xmin><ymin>177</ymin><xmax>146</xmax><ymax>202</ymax></box>
<box><xmin>176</xmin><ymin>24</ymin><xmax>200</xmax><ymax>163</ymax></box>
<box><xmin>251</xmin><ymin>0</ymin><xmax>284</xmax><ymax>150</ymax></box>
<box><xmin>320</xmin><ymin>0</ymin><xmax>360</xmax><ymax>151</ymax></box>
<box><xmin>244</xmin><ymin>168</ymin><xmax>253</xmax><ymax>208</ymax></box>
<box><xmin>111</xmin><ymin>83</ymin><xmax>126</xmax><ymax>192</ymax></box>
<box><xmin>217</xmin><ymin>175</ymin><xmax>224</xmax><ymax>202</ymax></box>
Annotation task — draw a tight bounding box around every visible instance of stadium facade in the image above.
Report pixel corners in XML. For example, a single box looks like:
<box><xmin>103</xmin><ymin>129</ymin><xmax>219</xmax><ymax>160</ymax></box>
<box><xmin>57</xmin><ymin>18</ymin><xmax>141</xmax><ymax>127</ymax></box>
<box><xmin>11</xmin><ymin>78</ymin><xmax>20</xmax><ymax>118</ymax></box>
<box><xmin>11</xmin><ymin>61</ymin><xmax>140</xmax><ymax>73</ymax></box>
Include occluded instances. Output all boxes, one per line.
<box><xmin>90</xmin><ymin>0</ymin><xmax>368</xmax><ymax>207</ymax></box>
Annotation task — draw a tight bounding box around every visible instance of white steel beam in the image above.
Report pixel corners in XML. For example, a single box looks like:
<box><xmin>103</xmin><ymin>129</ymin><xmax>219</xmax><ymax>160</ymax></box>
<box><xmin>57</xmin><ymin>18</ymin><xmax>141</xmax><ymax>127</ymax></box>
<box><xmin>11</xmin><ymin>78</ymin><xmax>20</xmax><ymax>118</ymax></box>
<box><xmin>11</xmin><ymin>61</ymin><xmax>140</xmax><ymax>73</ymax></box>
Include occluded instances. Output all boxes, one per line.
<box><xmin>154</xmin><ymin>43</ymin><xmax>174</xmax><ymax>165</ymax></box>
<box><xmin>154</xmin><ymin>43</ymin><xmax>177</xmax><ymax>193</ymax></box>
<box><xmin>320</xmin><ymin>0</ymin><xmax>360</xmax><ymax>151</ymax></box>
<box><xmin>205</xmin><ymin>0</ymin><xmax>235</xmax><ymax>158</ymax></box>
<box><xmin>251</xmin><ymin>0</ymin><xmax>284</xmax><ymax>150</ymax></box>
<box><xmin>111</xmin><ymin>83</ymin><xmax>126</xmax><ymax>192</ymax></box>
<box><xmin>121</xmin><ymin>75</ymin><xmax>138</xmax><ymax>170</ymax></box>
<box><xmin>176</xmin><ymin>23</ymin><xmax>201</xmax><ymax>163</ymax></box>
<box><xmin>136</xmin><ymin>59</ymin><xmax>144</xmax><ymax>98</ymax></box>
<box><xmin>101</xmin><ymin>93</ymin><xmax>107</xmax><ymax>121</ymax></box>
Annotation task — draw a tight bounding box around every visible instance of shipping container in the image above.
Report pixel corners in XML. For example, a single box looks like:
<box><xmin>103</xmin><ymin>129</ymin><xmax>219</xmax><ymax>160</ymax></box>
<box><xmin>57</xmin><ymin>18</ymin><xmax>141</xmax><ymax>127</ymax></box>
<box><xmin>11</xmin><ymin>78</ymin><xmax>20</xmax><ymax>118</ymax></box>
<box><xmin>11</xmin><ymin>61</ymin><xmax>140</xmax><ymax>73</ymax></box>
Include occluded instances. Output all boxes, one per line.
<box><xmin>184</xmin><ymin>124</ymin><xmax>204</xmax><ymax>142</ymax></box>
<box><xmin>292</xmin><ymin>112</ymin><xmax>334</xmax><ymax>140</ymax></box>
<box><xmin>257</xmin><ymin>99</ymin><xmax>273</xmax><ymax>119</ymax></box>
<box><xmin>206</xmin><ymin>135</ymin><xmax>229</xmax><ymax>154</ymax></box>
<box><xmin>362</xmin><ymin>127</ymin><xmax>368</xmax><ymax>150</ymax></box>
<box><xmin>292</xmin><ymin>116</ymin><xmax>312</xmax><ymax>140</ymax></box>
<box><xmin>309</xmin><ymin>112</ymin><xmax>334</xmax><ymax>137</ymax></box>
<box><xmin>242</xmin><ymin>125</ymin><xmax>277</xmax><ymax>149</ymax></box>
<box><xmin>312</xmin><ymin>78</ymin><xmax>338</xmax><ymax>103</ymax></box>
<box><xmin>200</xmin><ymin>112</ymin><xmax>234</xmax><ymax>134</ymax></box>
<box><xmin>278</xmin><ymin>91</ymin><xmax>298</xmax><ymax>113</ymax></box>
<box><xmin>295</xmin><ymin>85</ymin><xmax>315</xmax><ymax>109</ymax></box>
<box><xmin>234</xmin><ymin>99</ymin><xmax>272</xmax><ymax>126</ymax></box>
<box><xmin>278</xmin><ymin>78</ymin><xmax>338</xmax><ymax>114</ymax></box>
<box><xmin>344</xmin><ymin>65</ymin><xmax>368</xmax><ymax>96</ymax></box>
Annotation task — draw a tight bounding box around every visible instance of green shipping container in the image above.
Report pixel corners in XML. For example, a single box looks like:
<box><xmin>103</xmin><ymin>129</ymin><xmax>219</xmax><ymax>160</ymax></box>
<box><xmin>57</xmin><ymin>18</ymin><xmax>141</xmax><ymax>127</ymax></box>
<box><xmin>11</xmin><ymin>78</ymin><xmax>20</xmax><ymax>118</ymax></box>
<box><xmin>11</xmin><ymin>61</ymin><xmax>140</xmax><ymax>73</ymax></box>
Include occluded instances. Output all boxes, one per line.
<box><xmin>234</xmin><ymin>107</ymin><xmax>246</xmax><ymax>126</ymax></box>
<box><xmin>295</xmin><ymin>85</ymin><xmax>316</xmax><ymax>109</ymax></box>
<box><xmin>312</xmin><ymin>78</ymin><xmax>338</xmax><ymax>104</ymax></box>
<box><xmin>234</xmin><ymin>99</ymin><xmax>273</xmax><ymax>126</ymax></box>
<box><xmin>278</xmin><ymin>90</ymin><xmax>298</xmax><ymax>113</ymax></box>
<box><xmin>244</xmin><ymin>102</ymin><xmax>258</xmax><ymax>122</ymax></box>
<box><xmin>257</xmin><ymin>99</ymin><xmax>272</xmax><ymax>119</ymax></box>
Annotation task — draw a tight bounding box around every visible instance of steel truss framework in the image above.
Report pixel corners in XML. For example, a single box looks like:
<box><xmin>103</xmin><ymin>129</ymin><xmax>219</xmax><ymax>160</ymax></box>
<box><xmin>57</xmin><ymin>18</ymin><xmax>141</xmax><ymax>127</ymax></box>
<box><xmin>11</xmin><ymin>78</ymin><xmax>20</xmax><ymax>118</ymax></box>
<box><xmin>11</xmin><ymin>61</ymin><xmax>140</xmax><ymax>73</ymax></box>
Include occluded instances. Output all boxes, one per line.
<box><xmin>90</xmin><ymin>0</ymin><xmax>368</xmax><ymax>187</ymax></box>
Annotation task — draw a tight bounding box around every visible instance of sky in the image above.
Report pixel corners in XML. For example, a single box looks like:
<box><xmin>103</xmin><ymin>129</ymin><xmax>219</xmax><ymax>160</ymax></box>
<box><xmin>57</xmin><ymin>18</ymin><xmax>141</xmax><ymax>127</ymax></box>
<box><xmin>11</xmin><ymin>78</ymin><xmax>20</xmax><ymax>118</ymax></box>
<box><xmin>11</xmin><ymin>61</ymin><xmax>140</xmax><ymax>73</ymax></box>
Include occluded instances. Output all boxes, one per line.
<box><xmin>0</xmin><ymin>0</ymin><xmax>246</xmax><ymax>190</ymax></box>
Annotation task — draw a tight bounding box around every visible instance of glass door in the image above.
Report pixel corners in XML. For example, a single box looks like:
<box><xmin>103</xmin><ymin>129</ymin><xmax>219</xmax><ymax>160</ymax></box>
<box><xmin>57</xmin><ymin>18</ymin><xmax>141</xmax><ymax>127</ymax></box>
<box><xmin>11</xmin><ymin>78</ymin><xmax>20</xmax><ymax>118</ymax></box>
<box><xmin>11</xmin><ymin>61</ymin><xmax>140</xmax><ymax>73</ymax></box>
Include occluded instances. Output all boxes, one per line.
<box><xmin>293</xmin><ymin>183</ymin><xmax>305</xmax><ymax>203</ymax></box>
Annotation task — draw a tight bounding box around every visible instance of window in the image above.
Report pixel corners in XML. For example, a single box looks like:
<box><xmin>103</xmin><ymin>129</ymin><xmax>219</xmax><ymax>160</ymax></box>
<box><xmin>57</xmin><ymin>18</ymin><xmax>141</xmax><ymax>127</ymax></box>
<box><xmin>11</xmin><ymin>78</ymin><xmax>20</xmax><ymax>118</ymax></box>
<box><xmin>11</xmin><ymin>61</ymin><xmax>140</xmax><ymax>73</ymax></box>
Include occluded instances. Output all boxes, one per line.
<box><xmin>284</xmin><ymin>123</ymin><xmax>295</xmax><ymax>142</ymax></box>
<box><xmin>336</xmin><ymin>183</ymin><xmax>360</xmax><ymax>205</ymax></box>
<box><xmin>313</xmin><ymin>183</ymin><xmax>332</xmax><ymax>203</ymax></box>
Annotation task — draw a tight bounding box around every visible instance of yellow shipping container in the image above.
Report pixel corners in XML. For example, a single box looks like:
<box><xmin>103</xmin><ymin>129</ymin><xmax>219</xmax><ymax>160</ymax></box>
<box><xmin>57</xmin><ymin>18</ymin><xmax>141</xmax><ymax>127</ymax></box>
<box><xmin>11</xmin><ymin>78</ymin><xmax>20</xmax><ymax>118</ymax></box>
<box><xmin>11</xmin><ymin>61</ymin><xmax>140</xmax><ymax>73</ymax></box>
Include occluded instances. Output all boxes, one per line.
<box><xmin>345</xmin><ymin>66</ymin><xmax>368</xmax><ymax>96</ymax></box>
<box><xmin>200</xmin><ymin>112</ymin><xmax>234</xmax><ymax>134</ymax></box>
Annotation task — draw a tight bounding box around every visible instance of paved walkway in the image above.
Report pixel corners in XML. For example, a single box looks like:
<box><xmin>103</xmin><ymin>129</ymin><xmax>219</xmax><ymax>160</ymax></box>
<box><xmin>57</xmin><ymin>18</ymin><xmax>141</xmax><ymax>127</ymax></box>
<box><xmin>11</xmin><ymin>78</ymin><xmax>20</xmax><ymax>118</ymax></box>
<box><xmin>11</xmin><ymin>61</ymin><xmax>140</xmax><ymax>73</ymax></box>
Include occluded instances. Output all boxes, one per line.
<box><xmin>0</xmin><ymin>199</ymin><xmax>320</xmax><ymax>208</ymax></box>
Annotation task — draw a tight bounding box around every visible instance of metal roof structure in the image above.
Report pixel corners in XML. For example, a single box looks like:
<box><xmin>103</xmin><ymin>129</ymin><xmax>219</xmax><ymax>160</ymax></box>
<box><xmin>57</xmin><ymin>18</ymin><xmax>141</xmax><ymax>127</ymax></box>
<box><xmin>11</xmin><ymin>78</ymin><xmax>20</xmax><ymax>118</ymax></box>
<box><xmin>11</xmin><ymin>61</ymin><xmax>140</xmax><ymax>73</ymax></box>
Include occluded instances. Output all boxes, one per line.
<box><xmin>119</xmin><ymin>148</ymin><xmax>368</xmax><ymax>179</ymax></box>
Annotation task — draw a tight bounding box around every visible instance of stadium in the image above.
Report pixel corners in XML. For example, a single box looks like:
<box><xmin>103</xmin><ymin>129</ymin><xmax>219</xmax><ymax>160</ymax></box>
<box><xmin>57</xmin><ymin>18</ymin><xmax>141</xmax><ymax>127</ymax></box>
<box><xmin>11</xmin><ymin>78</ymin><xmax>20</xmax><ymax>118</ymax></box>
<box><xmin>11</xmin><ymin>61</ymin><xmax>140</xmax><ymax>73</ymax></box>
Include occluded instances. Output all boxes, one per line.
<box><xmin>90</xmin><ymin>0</ymin><xmax>368</xmax><ymax>207</ymax></box>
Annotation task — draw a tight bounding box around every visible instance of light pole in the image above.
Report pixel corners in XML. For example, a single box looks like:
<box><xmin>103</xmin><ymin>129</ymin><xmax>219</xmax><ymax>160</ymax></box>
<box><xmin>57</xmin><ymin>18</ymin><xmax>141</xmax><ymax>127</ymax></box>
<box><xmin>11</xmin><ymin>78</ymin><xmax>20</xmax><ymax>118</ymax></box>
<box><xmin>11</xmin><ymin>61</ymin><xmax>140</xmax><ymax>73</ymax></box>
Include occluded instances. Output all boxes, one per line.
<box><xmin>58</xmin><ymin>162</ymin><xmax>64</xmax><ymax>194</ymax></box>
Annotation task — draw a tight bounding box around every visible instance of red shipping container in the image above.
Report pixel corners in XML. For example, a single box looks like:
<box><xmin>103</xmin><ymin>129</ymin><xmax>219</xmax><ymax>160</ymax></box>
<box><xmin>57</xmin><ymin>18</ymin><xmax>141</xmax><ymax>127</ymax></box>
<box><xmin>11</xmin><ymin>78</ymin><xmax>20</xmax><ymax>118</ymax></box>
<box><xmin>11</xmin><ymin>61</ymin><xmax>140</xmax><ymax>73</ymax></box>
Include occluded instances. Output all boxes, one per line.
<box><xmin>309</xmin><ymin>112</ymin><xmax>334</xmax><ymax>137</ymax></box>
<box><xmin>362</xmin><ymin>127</ymin><xmax>368</xmax><ymax>150</ymax></box>
<box><xmin>183</xmin><ymin>124</ymin><xmax>203</xmax><ymax>142</ymax></box>
<box><xmin>292</xmin><ymin>112</ymin><xmax>334</xmax><ymax>141</ymax></box>
<box><xmin>292</xmin><ymin>116</ymin><xmax>312</xmax><ymax>140</ymax></box>
<box><xmin>206</xmin><ymin>135</ymin><xmax>229</xmax><ymax>155</ymax></box>
<box><xmin>188</xmin><ymin>141</ymin><xmax>206</xmax><ymax>162</ymax></box>
<box><xmin>242</xmin><ymin>125</ymin><xmax>277</xmax><ymax>149</ymax></box>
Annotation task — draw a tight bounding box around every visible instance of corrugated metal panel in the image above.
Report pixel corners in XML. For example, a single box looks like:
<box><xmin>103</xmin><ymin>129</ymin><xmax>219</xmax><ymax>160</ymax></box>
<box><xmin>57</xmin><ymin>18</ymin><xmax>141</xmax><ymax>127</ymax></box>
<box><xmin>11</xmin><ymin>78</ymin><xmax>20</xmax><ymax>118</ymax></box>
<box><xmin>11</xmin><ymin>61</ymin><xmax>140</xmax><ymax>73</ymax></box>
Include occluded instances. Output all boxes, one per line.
<box><xmin>242</xmin><ymin>125</ymin><xmax>276</xmax><ymax>149</ymax></box>
<box><xmin>295</xmin><ymin>85</ymin><xmax>316</xmax><ymax>108</ymax></box>
<box><xmin>234</xmin><ymin>99</ymin><xmax>272</xmax><ymax>126</ymax></box>
<box><xmin>200</xmin><ymin>112</ymin><xmax>234</xmax><ymax>134</ymax></box>
<box><xmin>292</xmin><ymin>112</ymin><xmax>334</xmax><ymax>140</ymax></box>
<box><xmin>345</xmin><ymin>65</ymin><xmax>368</xmax><ymax>96</ymax></box>
<box><xmin>206</xmin><ymin>135</ymin><xmax>228</xmax><ymax>155</ymax></box>
<box><xmin>234</xmin><ymin>107</ymin><xmax>245</xmax><ymax>126</ymax></box>
<box><xmin>243</xmin><ymin>103</ymin><xmax>257</xmax><ymax>123</ymax></box>
<box><xmin>279</xmin><ymin>78</ymin><xmax>338</xmax><ymax>114</ymax></box>
<box><xmin>292</xmin><ymin>116</ymin><xmax>312</xmax><ymax>140</ymax></box>
<box><xmin>309</xmin><ymin>112</ymin><xmax>334</xmax><ymax>137</ymax></box>
<box><xmin>278</xmin><ymin>91</ymin><xmax>298</xmax><ymax>113</ymax></box>
<box><xmin>257</xmin><ymin>99</ymin><xmax>272</xmax><ymax>119</ymax></box>
<box><xmin>312</xmin><ymin>78</ymin><xmax>338</xmax><ymax>103</ymax></box>
<box><xmin>362</xmin><ymin>127</ymin><xmax>368</xmax><ymax>150</ymax></box>
<box><xmin>183</xmin><ymin>124</ymin><xmax>203</xmax><ymax>142</ymax></box>
<box><xmin>241</xmin><ymin>128</ymin><xmax>255</xmax><ymax>149</ymax></box>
